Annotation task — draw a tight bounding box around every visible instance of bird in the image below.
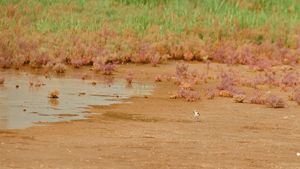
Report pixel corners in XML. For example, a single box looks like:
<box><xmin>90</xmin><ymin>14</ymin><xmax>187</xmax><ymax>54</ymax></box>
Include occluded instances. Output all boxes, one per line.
<box><xmin>193</xmin><ymin>110</ymin><xmax>200</xmax><ymax>121</ymax></box>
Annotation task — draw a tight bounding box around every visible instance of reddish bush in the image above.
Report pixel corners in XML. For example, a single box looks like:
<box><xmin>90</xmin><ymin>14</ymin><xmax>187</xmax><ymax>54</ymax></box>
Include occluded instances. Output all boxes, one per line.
<box><xmin>175</xmin><ymin>62</ymin><xmax>189</xmax><ymax>78</ymax></box>
<box><xmin>93</xmin><ymin>61</ymin><xmax>116</xmax><ymax>75</ymax></box>
<box><xmin>177</xmin><ymin>88</ymin><xmax>200</xmax><ymax>102</ymax></box>
<box><xmin>251</xmin><ymin>74</ymin><xmax>266</xmax><ymax>87</ymax></box>
<box><xmin>281</xmin><ymin>72</ymin><xmax>299</xmax><ymax>87</ymax></box>
<box><xmin>217</xmin><ymin>71</ymin><xmax>237</xmax><ymax>92</ymax></box>
<box><xmin>254</xmin><ymin>59</ymin><xmax>272</xmax><ymax>71</ymax></box>
<box><xmin>31</xmin><ymin>52</ymin><xmax>49</xmax><ymax>68</ymax></box>
<box><xmin>264</xmin><ymin>71</ymin><xmax>278</xmax><ymax>86</ymax></box>
<box><xmin>205</xmin><ymin>88</ymin><xmax>216</xmax><ymax>99</ymax></box>
<box><xmin>53</xmin><ymin>63</ymin><xmax>66</xmax><ymax>73</ymax></box>
<box><xmin>71</xmin><ymin>59</ymin><xmax>84</xmax><ymax>68</ymax></box>
<box><xmin>101</xmin><ymin>63</ymin><xmax>116</xmax><ymax>75</ymax></box>
<box><xmin>249</xmin><ymin>90</ymin><xmax>265</xmax><ymax>105</ymax></box>
<box><xmin>289</xmin><ymin>88</ymin><xmax>300</xmax><ymax>105</ymax></box>
<box><xmin>265</xmin><ymin>95</ymin><xmax>286</xmax><ymax>108</ymax></box>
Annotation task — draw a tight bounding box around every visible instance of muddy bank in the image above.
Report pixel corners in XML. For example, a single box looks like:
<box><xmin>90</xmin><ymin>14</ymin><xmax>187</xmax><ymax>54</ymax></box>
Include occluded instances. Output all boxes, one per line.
<box><xmin>0</xmin><ymin>62</ymin><xmax>300</xmax><ymax>169</ymax></box>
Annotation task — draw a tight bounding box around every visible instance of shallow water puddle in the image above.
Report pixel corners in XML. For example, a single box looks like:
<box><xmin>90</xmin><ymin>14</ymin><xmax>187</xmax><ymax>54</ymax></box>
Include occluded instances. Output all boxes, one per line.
<box><xmin>0</xmin><ymin>71</ymin><xmax>153</xmax><ymax>129</ymax></box>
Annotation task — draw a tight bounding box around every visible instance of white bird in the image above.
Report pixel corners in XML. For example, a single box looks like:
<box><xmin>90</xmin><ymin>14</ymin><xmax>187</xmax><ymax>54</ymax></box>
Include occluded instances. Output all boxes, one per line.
<box><xmin>193</xmin><ymin>110</ymin><xmax>200</xmax><ymax>121</ymax></box>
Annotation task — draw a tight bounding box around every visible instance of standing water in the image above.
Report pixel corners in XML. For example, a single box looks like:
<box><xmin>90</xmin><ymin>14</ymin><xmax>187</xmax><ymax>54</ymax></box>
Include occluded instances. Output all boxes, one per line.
<box><xmin>0</xmin><ymin>71</ymin><xmax>153</xmax><ymax>129</ymax></box>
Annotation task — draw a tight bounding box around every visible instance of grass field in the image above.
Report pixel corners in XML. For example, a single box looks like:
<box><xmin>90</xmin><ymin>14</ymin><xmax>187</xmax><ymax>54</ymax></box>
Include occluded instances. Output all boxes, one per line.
<box><xmin>0</xmin><ymin>0</ymin><xmax>300</xmax><ymax>69</ymax></box>
<box><xmin>1</xmin><ymin>0</ymin><xmax>299</xmax><ymax>34</ymax></box>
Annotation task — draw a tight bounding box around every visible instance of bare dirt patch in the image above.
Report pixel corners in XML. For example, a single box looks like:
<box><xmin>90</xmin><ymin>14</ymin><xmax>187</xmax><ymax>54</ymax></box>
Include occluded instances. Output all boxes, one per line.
<box><xmin>0</xmin><ymin>62</ymin><xmax>300</xmax><ymax>169</ymax></box>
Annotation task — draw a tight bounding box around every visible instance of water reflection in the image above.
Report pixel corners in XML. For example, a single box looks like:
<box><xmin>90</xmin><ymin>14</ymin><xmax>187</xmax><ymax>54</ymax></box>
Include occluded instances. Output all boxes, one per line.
<box><xmin>0</xmin><ymin>71</ymin><xmax>153</xmax><ymax>129</ymax></box>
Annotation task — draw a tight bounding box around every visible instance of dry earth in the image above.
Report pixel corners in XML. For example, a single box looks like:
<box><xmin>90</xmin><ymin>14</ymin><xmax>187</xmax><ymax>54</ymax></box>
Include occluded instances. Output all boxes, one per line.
<box><xmin>0</xmin><ymin>62</ymin><xmax>300</xmax><ymax>169</ymax></box>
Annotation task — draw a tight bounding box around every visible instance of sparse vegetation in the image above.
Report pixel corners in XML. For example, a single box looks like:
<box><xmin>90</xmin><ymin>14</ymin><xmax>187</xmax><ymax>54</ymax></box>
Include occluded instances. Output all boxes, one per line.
<box><xmin>265</xmin><ymin>95</ymin><xmax>286</xmax><ymax>108</ymax></box>
<box><xmin>48</xmin><ymin>90</ymin><xmax>60</xmax><ymax>99</ymax></box>
<box><xmin>53</xmin><ymin>63</ymin><xmax>67</xmax><ymax>74</ymax></box>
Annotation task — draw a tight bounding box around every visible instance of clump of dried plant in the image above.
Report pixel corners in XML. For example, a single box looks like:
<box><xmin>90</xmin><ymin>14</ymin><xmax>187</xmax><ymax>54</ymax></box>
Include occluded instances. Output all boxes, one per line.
<box><xmin>48</xmin><ymin>90</ymin><xmax>60</xmax><ymax>99</ymax></box>
<box><xmin>265</xmin><ymin>95</ymin><xmax>286</xmax><ymax>108</ymax></box>
<box><xmin>249</xmin><ymin>90</ymin><xmax>266</xmax><ymax>105</ymax></box>
<box><xmin>93</xmin><ymin>59</ymin><xmax>116</xmax><ymax>75</ymax></box>
<box><xmin>233</xmin><ymin>94</ymin><xmax>246</xmax><ymax>103</ymax></box>
<box><xmin>53</xmin><ymin>63</ymin><xmax>66</xmax><ymax>73</ymax></box>
<box><xmin>281</xmin><ymin>72</ymin><xmax>299</xmax><ymax>87</ymax></box>
<box><xmin>177</xmin><ymin>88</ymin><xmax>200</xmax><ymax>102</ymax></box>
<box><xmin>205</xmin><ymin>88</ymin><xmax>216</xmax><ymax>100</ymax></box>
<box><xmin>289</xmin><ymin>88</ymin><xmax>300</xmax><ymax>105</ymax></box>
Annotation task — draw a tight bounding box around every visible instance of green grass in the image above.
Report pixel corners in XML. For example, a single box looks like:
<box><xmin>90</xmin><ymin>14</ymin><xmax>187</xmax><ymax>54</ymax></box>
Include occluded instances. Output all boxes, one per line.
<box><xmin>0</xmin><ymin>0</ymin><xmax>299</xmax><ymax>40</ymax></box>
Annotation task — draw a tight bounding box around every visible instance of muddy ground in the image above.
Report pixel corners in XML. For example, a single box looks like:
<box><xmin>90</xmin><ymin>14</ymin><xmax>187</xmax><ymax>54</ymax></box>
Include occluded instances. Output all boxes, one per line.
<box><xmin>0</xmin><ymin>62</ymin><xmax>300</xmax><ymax>169</ymax></box>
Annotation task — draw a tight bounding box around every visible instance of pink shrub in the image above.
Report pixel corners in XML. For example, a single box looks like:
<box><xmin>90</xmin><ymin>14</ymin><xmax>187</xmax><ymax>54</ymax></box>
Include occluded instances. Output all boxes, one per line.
<box><xmin>31</xmin><ymin>53</ymin><xmax>49</xmax><ymax>68</ymax></box>
<box><xmin>101</xmin><ymin>63</ymin><xmax>116</xmax><ymax>75</ymax></box>
<box><xmin>290</xmin><ymin>88</ymin><xmax>300</xmax><ymax>105</ymax></box>
<box><xmin>251</xmin><ymin>74</ymin><xmax>266</xmax><ymax>87</ymax></box>
<box><xmin>132</xmin><ymin>43</ymin><xmax>153</xmax><ymax>64</ymax></box>
<box><xmin>205</xmin><ymin>88</ymin><xmax>216</xmax><ymax>99</ymax></box>
<box><xmin>176</xmin><ymin>62</ymin><xmax>189</xmax><ymax>78</ymax></box>
<box><xmin>93</xmin><ymin>61</ymin><xmax>116</xmax><ymax>75</ymax></box>
<box><xmin>217</xmin><ymin>71</ymin><xmax>236</xmax><ymax>92</ymax></box>
<box><xmin>281</xmin><ymin>72</ymin><xmax>299</xmax><ymax>87</ymax></box>
<box><xmin>53</xmin><ymin>63</ymin><xmax>66</xmax><ymax>73</ymax></box>
<box><xmin>71</xmin><ymin>59</ymin><xmax>84</xmax><ymax>68</ymax></box>
<box><xmin>254</xmin><ymin>59</ymin><xmax>272</xmax><ymax>71</ymax></box>
<box><xmin>249</xmin><ymin>90</ymin><xmax>265</xmax><ymax>105</ymax></box>
<box><xmin>264</xmin><ymin>71</ymin><xmax>278</xmax><ymax>86</ymax></box>
<box><xmin>185</xmin><ymin>91</ymin><xmax>200</xmax><ymax>102</ymax></box>
<box><xmin>265</xmin><ymin>95</ymin><xmax>286</xmax><ymax>108</ymax></box>
<box><xmin>177</xmin><ymin>88</ymin><xmax>200</xmax><ymax>102</ymax></box>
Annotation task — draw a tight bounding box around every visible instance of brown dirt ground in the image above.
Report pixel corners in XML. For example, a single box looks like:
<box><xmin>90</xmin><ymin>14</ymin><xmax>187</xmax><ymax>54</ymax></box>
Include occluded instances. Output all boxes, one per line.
<box><xmin>0</xmin><ymin>62</ymin><xmax>300</xmax><ymax>169</ymax></box>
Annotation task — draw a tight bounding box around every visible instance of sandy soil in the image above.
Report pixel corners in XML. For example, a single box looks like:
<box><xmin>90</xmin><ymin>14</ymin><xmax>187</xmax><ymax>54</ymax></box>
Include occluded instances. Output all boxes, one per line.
<box><xmin>0</xmin><ymin>62</ymin><xmax>300</xmax><ymax>169</ymax></box>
